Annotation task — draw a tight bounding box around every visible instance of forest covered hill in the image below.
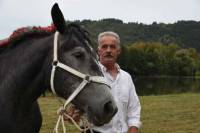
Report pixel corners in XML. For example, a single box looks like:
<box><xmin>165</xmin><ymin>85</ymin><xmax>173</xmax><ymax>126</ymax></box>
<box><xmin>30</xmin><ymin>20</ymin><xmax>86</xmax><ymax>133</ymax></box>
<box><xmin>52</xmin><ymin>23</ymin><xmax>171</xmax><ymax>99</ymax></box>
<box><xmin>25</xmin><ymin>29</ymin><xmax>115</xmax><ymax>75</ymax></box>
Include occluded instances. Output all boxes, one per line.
<box><xmin>69</xmin><ymin>19</ymin><xmax>200</xmax><ymax>52</ymax></box>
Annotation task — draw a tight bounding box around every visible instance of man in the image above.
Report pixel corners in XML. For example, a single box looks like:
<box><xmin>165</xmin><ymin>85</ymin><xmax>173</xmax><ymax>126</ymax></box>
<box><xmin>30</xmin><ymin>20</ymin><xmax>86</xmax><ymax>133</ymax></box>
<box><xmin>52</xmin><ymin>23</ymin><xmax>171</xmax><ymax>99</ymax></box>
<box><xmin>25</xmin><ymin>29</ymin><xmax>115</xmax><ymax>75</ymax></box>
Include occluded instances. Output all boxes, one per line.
<box><xmin>88</xmin><ymin>31</ymin><xmax>141</xmax><ymax>133</ymax></box>
<box><xmin>67</xmin><ymin>31</ymin><xmax>141</xmax><ymax>133</ymax></box>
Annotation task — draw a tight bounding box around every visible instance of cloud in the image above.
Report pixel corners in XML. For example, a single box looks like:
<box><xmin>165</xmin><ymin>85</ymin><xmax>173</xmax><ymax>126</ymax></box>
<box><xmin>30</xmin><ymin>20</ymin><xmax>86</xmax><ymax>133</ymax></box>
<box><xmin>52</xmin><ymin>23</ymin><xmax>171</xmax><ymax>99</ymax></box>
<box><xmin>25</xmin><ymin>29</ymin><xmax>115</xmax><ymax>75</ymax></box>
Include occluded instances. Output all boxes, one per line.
<box><xmin>0</xmin><ymin>0</ymin><xmax>200</xmax><ymax>39</ymax></box>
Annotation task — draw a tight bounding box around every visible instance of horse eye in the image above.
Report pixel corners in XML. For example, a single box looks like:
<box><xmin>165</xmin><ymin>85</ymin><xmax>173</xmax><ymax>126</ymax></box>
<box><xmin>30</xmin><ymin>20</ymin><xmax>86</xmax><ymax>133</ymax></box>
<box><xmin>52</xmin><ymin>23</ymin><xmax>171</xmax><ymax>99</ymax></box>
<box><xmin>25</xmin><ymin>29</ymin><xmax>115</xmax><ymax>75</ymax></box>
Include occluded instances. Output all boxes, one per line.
<box><xmin>72</xmin><ymin>52</ymin><xmax>85</xmax><ymax>59</ymax></box>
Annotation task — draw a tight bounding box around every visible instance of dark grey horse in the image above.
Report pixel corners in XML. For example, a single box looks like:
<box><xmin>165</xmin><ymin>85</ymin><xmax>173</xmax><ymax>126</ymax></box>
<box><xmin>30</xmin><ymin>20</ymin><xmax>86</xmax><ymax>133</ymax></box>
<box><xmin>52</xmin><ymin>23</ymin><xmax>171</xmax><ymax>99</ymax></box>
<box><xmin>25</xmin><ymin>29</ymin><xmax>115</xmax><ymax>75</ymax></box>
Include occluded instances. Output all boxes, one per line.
<box><xmin>0</xmin><ymin>3</ymin><xmax>117</xmax><ymax>133</ymax></box>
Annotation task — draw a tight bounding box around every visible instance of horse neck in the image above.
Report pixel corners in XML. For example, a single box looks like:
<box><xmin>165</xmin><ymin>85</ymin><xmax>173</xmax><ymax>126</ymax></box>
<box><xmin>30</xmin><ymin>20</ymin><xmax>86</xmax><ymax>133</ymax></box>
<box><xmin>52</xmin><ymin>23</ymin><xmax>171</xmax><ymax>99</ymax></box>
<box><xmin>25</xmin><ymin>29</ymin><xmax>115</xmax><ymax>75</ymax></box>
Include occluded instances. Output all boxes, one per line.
<box><xmin>0</xmin><ymin>35</ymin><xmax>53</xmax><ymax>107</ymax></box>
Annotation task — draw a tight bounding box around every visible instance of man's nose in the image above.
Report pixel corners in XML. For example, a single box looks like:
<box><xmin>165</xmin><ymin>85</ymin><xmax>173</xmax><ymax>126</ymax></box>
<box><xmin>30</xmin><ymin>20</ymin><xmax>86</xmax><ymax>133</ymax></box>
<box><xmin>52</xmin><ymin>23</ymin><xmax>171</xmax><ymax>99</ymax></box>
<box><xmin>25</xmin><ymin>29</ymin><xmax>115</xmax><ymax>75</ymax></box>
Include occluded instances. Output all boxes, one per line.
<box><xmin>105</xmin><ymin>46</ymin><xmax>111</xmax><ymax>52</ymax></box>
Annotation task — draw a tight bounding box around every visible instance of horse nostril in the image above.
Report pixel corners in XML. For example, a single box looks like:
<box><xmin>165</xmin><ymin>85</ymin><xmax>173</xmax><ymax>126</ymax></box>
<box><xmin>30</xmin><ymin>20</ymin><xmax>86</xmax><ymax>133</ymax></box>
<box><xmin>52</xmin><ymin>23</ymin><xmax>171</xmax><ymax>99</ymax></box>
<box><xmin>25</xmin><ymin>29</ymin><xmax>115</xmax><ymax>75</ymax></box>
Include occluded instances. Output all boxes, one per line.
<box><xmin>104</xmin><ymin>101</ymin><xmax>117</xmax><ymax>115</ymax></box>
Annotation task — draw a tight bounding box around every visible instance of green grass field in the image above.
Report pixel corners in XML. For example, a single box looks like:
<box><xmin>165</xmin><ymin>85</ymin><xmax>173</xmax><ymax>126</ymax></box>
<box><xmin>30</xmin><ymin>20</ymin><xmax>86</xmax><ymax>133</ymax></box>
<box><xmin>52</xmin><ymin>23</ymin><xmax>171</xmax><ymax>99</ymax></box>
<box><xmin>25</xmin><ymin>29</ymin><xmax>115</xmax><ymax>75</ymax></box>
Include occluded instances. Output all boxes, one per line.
<box><xmin>39</xmin><ymin>93</ymin><xmax>200</xmax><ymax>133</ymax></box>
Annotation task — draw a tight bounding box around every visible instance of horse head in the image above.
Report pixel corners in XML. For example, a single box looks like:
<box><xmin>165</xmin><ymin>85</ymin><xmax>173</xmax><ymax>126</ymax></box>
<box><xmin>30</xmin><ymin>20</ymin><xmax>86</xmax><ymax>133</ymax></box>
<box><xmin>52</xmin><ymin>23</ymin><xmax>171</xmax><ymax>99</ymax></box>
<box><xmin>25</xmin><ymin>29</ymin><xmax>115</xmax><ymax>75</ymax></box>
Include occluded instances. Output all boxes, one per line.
<box><xmin>45</xmin><ymin>3</ymin><xmax>117</xmax><ymax>126</ymax></box>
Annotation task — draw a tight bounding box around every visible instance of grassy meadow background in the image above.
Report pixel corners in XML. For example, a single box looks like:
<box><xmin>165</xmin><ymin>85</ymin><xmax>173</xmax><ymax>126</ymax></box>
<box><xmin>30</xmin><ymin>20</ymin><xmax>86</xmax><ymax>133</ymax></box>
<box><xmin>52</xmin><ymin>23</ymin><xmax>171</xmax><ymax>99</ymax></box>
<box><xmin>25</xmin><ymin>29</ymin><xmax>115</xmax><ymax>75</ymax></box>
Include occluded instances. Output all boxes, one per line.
<box><xmin>39</xmin><ymin>93</ymin><xmax>200</xmax><ymax>133</ymax></box>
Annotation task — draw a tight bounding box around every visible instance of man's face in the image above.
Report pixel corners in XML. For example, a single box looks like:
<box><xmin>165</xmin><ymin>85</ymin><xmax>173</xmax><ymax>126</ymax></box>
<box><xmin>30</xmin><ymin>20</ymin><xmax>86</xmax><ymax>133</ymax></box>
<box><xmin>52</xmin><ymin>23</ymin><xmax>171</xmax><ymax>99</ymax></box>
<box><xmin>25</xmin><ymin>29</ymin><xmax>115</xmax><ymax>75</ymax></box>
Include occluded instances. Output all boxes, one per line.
<box><xmin>98</xmin><ymin>35</ymin><xmax>121</xmax><ymax>65</ymax></box>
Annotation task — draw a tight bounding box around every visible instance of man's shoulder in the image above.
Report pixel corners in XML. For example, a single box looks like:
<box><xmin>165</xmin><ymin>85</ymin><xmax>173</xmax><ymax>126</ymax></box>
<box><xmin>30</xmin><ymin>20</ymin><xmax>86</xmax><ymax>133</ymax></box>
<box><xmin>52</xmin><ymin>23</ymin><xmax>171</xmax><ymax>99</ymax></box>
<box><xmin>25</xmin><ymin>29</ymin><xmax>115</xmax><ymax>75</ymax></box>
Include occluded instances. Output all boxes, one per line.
<box><xmin>119</xmin><ymin>69</ymin><xmax>132</xmax><ymax>79</ymax></box>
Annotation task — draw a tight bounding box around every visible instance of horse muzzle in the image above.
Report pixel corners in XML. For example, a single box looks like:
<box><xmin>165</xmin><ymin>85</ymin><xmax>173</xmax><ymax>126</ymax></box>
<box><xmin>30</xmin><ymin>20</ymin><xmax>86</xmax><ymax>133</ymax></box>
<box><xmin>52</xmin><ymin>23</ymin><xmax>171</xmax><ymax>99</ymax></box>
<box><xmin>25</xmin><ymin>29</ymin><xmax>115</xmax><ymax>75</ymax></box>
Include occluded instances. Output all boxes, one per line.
<box><xmin>86</xmin><ymin>98</ymin><xmax>118</xmax><ymax>126</ymax></box>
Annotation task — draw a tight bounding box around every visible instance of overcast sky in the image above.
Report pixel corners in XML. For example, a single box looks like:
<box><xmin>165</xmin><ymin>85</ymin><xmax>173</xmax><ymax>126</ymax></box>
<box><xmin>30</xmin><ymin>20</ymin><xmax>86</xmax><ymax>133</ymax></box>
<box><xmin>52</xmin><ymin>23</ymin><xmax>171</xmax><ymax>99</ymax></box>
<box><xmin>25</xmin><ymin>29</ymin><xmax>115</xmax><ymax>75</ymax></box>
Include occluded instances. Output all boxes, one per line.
<box><xmin>0</xmin><ymin>0</ymin><xmax>200</xmax><ymax>39</ymax></box>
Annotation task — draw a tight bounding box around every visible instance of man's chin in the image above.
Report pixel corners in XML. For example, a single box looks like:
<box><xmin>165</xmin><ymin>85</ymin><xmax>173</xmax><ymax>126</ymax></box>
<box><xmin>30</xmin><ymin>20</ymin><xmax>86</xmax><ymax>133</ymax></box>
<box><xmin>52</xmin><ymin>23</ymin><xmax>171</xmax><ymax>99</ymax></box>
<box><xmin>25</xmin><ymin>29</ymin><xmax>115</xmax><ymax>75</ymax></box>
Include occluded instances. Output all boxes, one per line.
<box><xmin>103</xmin><ymin>59</ymin><xmax>115</xmax><ymax>64</ymax></box>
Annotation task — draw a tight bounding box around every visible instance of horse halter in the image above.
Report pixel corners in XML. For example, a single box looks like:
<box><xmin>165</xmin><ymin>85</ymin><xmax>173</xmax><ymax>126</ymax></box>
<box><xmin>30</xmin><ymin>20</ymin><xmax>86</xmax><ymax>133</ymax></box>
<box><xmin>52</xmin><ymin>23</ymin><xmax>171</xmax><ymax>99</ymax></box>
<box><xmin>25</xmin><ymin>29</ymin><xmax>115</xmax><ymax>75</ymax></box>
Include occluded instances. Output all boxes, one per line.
<box><xmin>50</xmin><ymin>31</ymin><xmax>109</xmax><ymax>107</ymax></box>
<box><xmin>50</xmin><ymin>31</ymin><xmax>109</xmax><ymax>133</ymax></box>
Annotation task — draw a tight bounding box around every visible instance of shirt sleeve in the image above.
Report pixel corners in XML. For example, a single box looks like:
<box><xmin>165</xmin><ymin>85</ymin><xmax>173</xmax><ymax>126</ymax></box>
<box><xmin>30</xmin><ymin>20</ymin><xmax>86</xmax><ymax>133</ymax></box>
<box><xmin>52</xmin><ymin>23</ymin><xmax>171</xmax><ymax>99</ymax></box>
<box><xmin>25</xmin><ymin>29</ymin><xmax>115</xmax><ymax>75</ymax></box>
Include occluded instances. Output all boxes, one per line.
<box><xmin>127</xmin><ymin>75</ymin><xmax>142</xmax><ymax>128</ymax></box>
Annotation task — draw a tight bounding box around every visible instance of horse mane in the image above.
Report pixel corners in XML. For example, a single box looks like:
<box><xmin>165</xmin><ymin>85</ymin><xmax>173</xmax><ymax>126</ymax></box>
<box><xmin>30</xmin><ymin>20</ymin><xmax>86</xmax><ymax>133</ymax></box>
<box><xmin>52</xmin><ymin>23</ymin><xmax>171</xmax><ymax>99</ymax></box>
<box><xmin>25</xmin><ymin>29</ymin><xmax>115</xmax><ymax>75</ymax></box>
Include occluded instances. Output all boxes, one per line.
<box><xmin>0</xmin><ymin>24</ymin><xmax>56</xmax><ymax>53</ymax></box>
<box><xmin>0</xmin><ymin>23</ymin><xmax>93</xmax><ymax>55</ymax></box>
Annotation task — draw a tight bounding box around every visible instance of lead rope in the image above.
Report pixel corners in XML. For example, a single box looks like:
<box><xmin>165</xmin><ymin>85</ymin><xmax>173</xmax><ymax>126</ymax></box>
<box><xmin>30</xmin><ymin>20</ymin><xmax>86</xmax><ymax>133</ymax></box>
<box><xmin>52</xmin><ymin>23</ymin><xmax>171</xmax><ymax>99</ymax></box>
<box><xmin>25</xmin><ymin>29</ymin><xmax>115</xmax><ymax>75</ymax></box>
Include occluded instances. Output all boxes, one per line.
<box><xmin>51</xmin><ymin>31</ymin><xmax>111</xmax><ymax>133</ymax></box>
<box><xmin>53</xmin><ymin>79</ymin><xmax>93</xmax><ymax>133</ymax></box>
<box><xmin>55</xmin><ymin>106</ymin><xmax>94</xmax><ymax>133</ymax></box>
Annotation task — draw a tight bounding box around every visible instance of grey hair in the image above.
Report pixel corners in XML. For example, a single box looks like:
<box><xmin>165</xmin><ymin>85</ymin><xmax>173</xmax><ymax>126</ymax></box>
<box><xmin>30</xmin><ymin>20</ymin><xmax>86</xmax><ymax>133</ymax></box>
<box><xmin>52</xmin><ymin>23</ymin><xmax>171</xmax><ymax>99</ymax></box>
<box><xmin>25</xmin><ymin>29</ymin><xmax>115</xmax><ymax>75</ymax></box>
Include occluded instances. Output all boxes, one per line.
<box><xmin>98</xmin><ymin>31</ymin><xmax>121</xmax><ymax>48</ymax></box>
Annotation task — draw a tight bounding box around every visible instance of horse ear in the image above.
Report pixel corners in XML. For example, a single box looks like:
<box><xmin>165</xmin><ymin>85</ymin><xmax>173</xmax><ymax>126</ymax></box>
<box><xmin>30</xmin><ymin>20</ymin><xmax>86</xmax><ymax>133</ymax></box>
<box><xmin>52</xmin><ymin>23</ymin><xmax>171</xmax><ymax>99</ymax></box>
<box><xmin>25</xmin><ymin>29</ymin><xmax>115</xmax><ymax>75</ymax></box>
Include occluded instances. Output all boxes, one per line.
<box><xmin>51</xmin><ymin>3</ymin><xmax>66</xmax><ymax>33</ymax></box>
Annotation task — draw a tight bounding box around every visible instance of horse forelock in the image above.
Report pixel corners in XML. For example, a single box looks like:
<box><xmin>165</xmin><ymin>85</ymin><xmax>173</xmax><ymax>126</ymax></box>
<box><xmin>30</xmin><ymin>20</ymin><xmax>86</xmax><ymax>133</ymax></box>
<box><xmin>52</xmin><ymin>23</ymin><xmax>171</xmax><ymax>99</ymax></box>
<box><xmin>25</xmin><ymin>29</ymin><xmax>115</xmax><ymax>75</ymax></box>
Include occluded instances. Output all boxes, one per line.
<box><xmin>65</xmin><ymin>23</ymin><xmax>97</xmax><ymax>59</ymax></box>
<box><xmin>66</xmin><ymin>23</ymin><xmax>90</xmax><ymax>44</ymax></box>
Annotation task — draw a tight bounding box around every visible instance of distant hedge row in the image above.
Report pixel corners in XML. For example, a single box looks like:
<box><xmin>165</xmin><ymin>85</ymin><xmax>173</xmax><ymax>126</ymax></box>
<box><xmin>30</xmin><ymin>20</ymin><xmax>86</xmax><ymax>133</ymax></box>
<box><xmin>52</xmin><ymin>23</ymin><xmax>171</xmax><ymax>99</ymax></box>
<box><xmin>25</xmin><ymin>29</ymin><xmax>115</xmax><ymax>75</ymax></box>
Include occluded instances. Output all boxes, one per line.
<box><xmin>118</xmin><ymin>42</ymin><xmax>200</xmax><ymax>76</ymax></box>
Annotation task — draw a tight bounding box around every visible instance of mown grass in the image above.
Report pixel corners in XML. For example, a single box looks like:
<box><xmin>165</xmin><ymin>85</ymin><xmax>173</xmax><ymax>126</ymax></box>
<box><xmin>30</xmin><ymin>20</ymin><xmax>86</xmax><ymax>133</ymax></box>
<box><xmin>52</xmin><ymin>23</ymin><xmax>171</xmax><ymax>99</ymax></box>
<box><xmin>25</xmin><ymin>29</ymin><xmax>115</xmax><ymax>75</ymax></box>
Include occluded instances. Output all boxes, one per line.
<box><xmin>39</xmin><ymin>93</ymin><xmax>200</xmax><ymax>133</ymax></box>
<box><xmin>38</xmin><ymin>94</ymin><xmax>79</xmax><ymax>133</ymax></box>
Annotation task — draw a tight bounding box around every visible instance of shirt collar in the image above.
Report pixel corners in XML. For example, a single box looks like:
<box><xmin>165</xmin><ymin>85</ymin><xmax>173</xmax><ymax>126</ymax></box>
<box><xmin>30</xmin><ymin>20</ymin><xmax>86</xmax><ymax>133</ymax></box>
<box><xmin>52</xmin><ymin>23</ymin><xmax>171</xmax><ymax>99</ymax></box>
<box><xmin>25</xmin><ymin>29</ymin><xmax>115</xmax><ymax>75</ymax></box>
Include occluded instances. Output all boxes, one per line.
<box><xmin>98</xmin><ymin>62</ymin><xmax>120</xmax><ymax>73</ymax></box>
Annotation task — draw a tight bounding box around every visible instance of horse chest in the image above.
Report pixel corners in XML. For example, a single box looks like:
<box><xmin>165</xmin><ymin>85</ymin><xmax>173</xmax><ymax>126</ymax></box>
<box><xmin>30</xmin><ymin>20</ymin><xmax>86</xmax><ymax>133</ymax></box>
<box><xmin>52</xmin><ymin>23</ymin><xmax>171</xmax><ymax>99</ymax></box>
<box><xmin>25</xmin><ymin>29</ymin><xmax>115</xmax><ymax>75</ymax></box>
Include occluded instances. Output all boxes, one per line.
<box><xmin>0</xmin><ymin>101</ymin><xmax>42</xmax><ymax>133</ymax></box>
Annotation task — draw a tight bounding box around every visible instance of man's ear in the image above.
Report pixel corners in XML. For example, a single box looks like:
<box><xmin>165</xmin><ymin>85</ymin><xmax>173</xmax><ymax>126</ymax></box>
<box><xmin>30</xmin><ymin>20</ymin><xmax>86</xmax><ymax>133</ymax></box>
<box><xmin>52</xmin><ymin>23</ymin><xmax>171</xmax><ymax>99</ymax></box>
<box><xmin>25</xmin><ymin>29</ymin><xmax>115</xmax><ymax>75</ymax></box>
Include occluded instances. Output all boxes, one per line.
<box><xmin>117</xmin><ymin>48</ymin><xmax>121</xmax><ymax>55</ymax></box>
<box><xmin>97</xmin><ymin>47</ymin><xmax>100</xmax><ymax>55</ymax></box>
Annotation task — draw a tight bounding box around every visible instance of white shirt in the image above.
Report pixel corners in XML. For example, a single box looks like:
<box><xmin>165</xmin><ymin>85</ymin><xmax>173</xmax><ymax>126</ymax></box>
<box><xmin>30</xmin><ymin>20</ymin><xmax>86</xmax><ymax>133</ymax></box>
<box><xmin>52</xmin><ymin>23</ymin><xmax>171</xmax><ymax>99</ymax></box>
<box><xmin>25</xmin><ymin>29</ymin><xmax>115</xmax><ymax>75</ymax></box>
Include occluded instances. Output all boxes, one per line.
<box><xmin>93</xmin><ymin>63</ymin><xmax>141</xmax><ymax>133</ymax></box>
